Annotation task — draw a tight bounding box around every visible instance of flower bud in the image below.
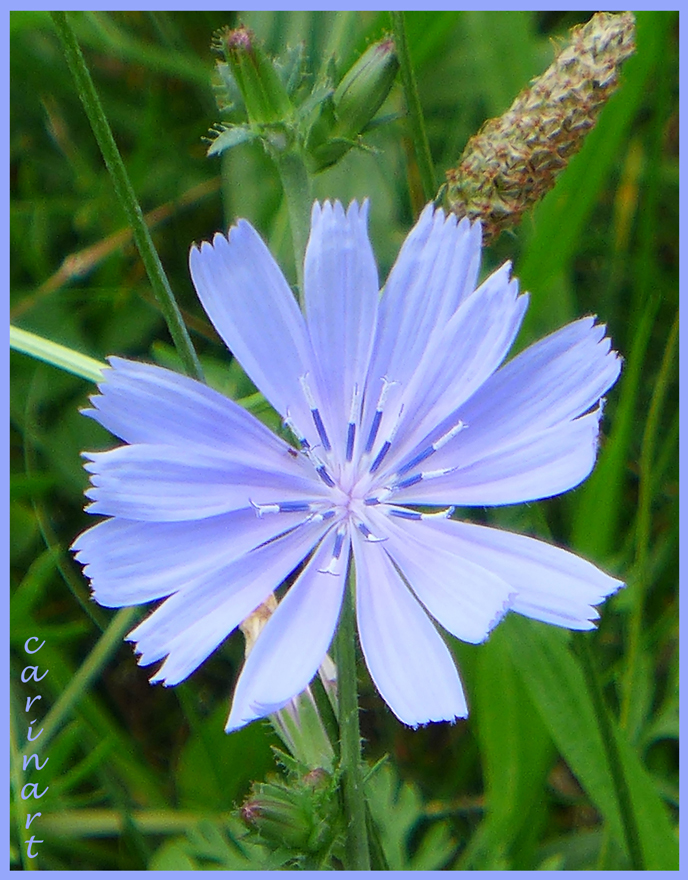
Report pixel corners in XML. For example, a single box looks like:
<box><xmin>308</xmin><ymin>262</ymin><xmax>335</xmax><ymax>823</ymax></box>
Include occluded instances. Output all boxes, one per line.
<box><xmin>306</xmin><ymin>36</ymin><xmax>398</xmax><ymax>172</ymax></box>
<box><xmin>240</xmin><ymin>770</ymin><xmax>342</xmax><ymax>857</ymax></box>
<box><xmin>217</xmin><ymin>25</ymin><xmax>292</xmax><ymax>126</ymax></box>
<box><xmin>445</xmin><ymin>12</ymin><xmax>636</xmax><ymax>243</ymax></box>
<box><xmin>333</xmin><ymin>36</ymin><xmax>398</xmax><ymax>142</ymax></box>
<box><xmin>241</xmin><ymin>781</ymin><xmax>311</xmax><ymax>850</ymax></box>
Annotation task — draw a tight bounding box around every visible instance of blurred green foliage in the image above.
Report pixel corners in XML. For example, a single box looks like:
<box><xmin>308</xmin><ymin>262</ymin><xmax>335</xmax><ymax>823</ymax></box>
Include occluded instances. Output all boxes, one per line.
<box><xmin>10</xmin><ymin>10</ymin><xmax>678</xmax><ymax>870</ymax></box>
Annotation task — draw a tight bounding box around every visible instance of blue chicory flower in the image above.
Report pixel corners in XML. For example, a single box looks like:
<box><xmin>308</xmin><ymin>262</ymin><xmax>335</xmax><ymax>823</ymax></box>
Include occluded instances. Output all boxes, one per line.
<box><xmin>73</xmin><ymin>201</ymin><xmax>622</xmax><ymax>731</ymax></box>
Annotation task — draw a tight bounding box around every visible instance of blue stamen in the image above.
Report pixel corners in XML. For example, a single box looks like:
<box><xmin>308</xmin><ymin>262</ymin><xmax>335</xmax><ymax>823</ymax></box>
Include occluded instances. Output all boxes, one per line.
<box><xmin>369</xmin><ymin>440</ymin><xmax>391</xmax><ymax>474</ymax></box>
<box><xmin>365</xmin><ymin>410</ymin><xmax>383</xmax><ymax>453</ymax></box>
<box><xmin>333</xmin><ymin>529</ymin><xmax>345</xmax><ymax>560</ymax></box>
<box><xmin>396</xmin><ymin>472</ymin><xmax>423</xmax><ymax>490</ymax></box>
<box><xmin>311</xmin><ymin>408</ymin><xmax>331</xmax><ymax>452</ymax></box>
<box><xmin>284</xmin><ymin>413</ymin><xmax>310</xmax><ymax>450</ymax></box>
<box><xmin>311</xmin><ymin>509</ymin><xmax>336</xmax><ymax>523</ymax></box>
<box><xmin>316</xmin><ymin>465</ymin><xmax>335</xmax><ymax>488</ymax></box>
<box><xmin>397</xmin><ymin>445</ymin><xmax>434</xmax><ymax>476</ymax></box>
<box><xmin>345</xmin><ymin>422</ymin><xmax>356</xmax><ymax>462</ymax></box>
<box><xmin>278</xmin><ymin>501</ymin><xmax>314</xmax><ymax>513</ymax></box>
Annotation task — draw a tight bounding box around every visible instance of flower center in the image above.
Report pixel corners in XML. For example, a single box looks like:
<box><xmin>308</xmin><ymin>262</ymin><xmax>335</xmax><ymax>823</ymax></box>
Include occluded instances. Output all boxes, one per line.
<box><xmin>248</xmin><ymin>375</ymin><xmax>463</xmax><ymax>561</ymax></box>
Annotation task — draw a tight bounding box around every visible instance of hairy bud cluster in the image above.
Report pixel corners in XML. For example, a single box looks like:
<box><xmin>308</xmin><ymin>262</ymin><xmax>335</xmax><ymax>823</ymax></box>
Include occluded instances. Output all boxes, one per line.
<box><xmin>445</xmin><ymin>12</ymin><xmax>636</xmax><ymax>243</ymax></box>
<box><xmin>209</xmin><ymin>25</ymin><xmax>398</xmax><ymax>173</ymax></box>
<box><xmin>240</xmin><ymin>765</ymin><xmax>344</xmax><ymax>867</ymax></box>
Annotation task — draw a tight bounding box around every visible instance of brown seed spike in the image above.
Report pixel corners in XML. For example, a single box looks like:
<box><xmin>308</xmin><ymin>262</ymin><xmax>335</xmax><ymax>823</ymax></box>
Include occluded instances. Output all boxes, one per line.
<box><xmin>445</xmin><ymin>12</ymin><xmax>636</xmax><ymax>245</ymax></box>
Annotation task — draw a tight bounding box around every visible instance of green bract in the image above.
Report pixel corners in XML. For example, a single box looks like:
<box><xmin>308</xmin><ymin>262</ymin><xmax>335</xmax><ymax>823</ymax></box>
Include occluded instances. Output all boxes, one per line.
<box><xmin>209</xmin><ymin>27</ymin><xmax>398</xmax><ymax>174</ymax></box>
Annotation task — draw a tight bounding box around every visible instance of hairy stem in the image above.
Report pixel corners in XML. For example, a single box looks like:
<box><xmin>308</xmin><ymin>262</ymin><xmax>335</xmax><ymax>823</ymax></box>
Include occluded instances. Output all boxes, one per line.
<box><xmin>391</xmin><ymin>11</ymin><xmax>436</xmax><ymax>204</ymax></box>
<box><xmin>275</xmin><ymin>150</ymin><xmax>313</xmax><ymax>303</ymax></box>
<box><xmin>335</xmin><ymin>566</ymin><xmax>370</xmax><ymax>870</ymax></box>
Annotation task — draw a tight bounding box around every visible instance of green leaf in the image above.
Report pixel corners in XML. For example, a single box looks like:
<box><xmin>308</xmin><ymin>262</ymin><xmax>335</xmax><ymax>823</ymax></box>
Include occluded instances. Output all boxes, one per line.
<box><xmin>366</xmin><ymin>763</ymin><xmax>456</xmax><ymax>870</ymax></box>
<box><xmin>460</xmin><ymin>625</ymin><xmax>554</xmax><ymax>868</ymax></box>
<box><xmin>9</xmin><ymin>500</ymin><xmax>39</xmax><ymax>560</ymax></box>
<box><xmin>176</xmin><ymin>702</ymin><xmax>276</xmax><ymax>811</ymax></box>
<box><xmin>504</xmin><ymin>616</ymin><xmax>678</xmax><ymax>870</ymax></box>
<box><xmin>149</xmin><ymin>840</ymin><xmax>197</xmax><ymax>871</ymax></box>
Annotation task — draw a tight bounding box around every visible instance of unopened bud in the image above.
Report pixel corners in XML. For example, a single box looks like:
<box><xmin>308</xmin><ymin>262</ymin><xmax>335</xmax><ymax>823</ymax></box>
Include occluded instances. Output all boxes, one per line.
<box><xmin>241</xmin><ymin>783</ymin><xmax>310</xmax><ymax>850</ymax></box>
<box><xmin>445</xmin><ymin>12</ymin><xmax>636</xmax><ymax>243</ymax></box>
<box><xmin>216</xmin><ymin>25</ymin><xmax>292</xmax><ymax>125</ymax></box>
<box><xmin>240</xmin><ymin>771</ymin><xmax>340</xmax><ymax>855</ymax></box>
<box><xmin>333</xmin><ymin>36</ymin><xmax>398</xmax><ymax>141</ymax></box>
<box><xmin>306</xmin><ymin>36</ymin><xmax>398</xmax><ymax>172</ymax></box>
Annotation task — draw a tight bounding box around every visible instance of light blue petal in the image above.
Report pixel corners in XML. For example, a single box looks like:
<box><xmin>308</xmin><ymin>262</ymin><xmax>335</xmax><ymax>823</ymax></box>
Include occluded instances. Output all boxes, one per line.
<box><xmin>367</xmin><ymin>510</ymin><xmax>514</xmax><ymax>644</ymax></box>
<box><xmin>85</xmin><ymin>357</ymin><xmax>310</xmax><ymax>474</ymax></box>
<box><xmin>412</xmin><ymin>518</ymin><xmax>624</xmax><ymax>629</ymax></box>
<box><xmin>83</xmin><ymin>443</ymin><xmax>328</xmax><ymax>521</ymax></box>
<box><xmin>226</xmin><ymin>528</ymin><xmax>349</xmax><ymax>731</ymax></box>
<box><xmin>399</xmin><ymin>317</ymin><xmax>620</xmax><ymax>482</ymax></box>
<box><xmin>393</xmin><ymin>408</ymin><xmax>603</xmax><ymax>506</ymax></box>
<box><xmin>304</xmin><ymin>201</ymin><xmax>379</xmax><ymax>453</ymax></box>
<box><xmin>189</xmin><ymin>221</ymin><xmax>322</xmax><ymax>447</ymax></box>
<box><xmin>352</xmin><ymin>530</ymin><xmax>467</xmax><ymax>726</ymax></box>
<box><xmin>128</xmin><ymin>518</ymin><xmax>329</xmax><ymax>685</ymax></box>
<box><xmin>359</xmin><ymin>207</ymin><xmax>481</xmax><ymax>459</ymax></box>
<box><xmin>455</xmin><ymin>316</ymin><xmax>621</xmax><ymax>443</ymax></box>
<box><xmin>380</xmin><ymin>262</ymin><xmax>527</xmax><ymax>469</ymax></box>
<box><xmin>72</xmin><ymin>508</ymin><xmax>312</xmax><ymax>608</ymax></box>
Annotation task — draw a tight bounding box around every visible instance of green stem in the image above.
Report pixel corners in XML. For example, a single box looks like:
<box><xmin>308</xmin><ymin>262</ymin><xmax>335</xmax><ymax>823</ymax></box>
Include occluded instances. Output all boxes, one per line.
<box><xmin>575</xmin><ymin>635</ymin><xmax>645</xmax><ymax>870</ymax></box>
<box><xmin>275</xmin><ymin>150</ymin><xmax>313</xmax><ymax>302</ymax></box>
<box><xmin>50</xmin><ymin>11</ymin><xmax>204</xmax><ymax>383</ymax></box>
<box><xmin>335</xmin><ymin>566</ymin><xmax>370</xmax><ymax>870</ymax></box>
<box><xmin>391</xmin><ymin>11</ymin><xmax>436</xmax><ymax>204</ymax></box>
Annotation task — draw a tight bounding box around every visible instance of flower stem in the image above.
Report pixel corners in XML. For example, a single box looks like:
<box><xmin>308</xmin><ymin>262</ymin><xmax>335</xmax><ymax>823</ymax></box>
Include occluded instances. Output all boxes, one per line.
<box><xmin>274</xmin><ymin>150</ymin><xmax>313</xmax><ymax>303</ymax></box>
<box><xmin>335</xmin><ymin>566</ymin><xmax>370</xmax><ymax>870</ymax></box>
<box><xmin>391</xmin><ymin>11</ymin><xmax>436</xmax><ymax>204</ymax></box>
<box><xmin>50</xmin><ymin>11</ymin><xmax>204</xmax><ymax>383</ymax></box>
<box><xmin>574</xmin><ymin>634</ymin><xmax>645</xmax><ymax>870</ymax></box>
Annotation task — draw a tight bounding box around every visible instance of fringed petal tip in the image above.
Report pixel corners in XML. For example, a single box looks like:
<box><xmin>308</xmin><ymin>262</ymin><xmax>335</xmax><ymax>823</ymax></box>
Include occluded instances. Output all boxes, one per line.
<box><xmin>402</xmin><ymin>699</ymin><xmax>470</xmax><ymax>729</ymax></box>
<box><xmin>423</xmin><ymin>201</ymin><xmax>483</xmax><ymax>237</ymax></box>
<box><xmin>309</xmin><ymin>197</ymin><xmax>371</xmax><ymax>229</ymax></box>
<box><xmin>486</xmin><ymin>591</ymin><xmax>517</xmax><ymax>636</ymax></box>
